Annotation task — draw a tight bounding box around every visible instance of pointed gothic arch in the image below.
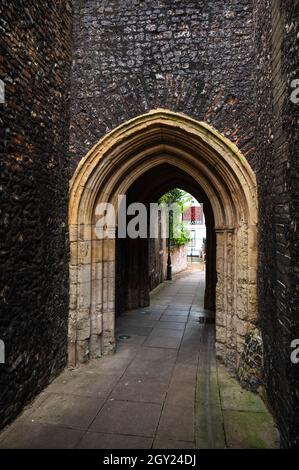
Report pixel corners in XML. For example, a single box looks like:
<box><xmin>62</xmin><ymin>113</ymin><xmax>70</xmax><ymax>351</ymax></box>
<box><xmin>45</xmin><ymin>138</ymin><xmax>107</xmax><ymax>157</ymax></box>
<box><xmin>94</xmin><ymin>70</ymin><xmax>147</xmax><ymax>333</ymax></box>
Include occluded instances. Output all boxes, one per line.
<box><xmin>68</xmin><ymin>109</ymin><xmax>258</xmax><ymax>369</ymax></box>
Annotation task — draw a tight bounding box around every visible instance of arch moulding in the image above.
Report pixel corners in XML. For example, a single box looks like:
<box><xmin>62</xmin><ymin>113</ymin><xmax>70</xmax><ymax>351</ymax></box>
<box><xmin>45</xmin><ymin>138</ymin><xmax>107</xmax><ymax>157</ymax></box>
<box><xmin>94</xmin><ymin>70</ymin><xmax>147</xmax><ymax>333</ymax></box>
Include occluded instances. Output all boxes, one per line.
<box><xmin>68</xmin><ymin>109</ymin><xmax>258</xmax><ymax>370</ymax></box>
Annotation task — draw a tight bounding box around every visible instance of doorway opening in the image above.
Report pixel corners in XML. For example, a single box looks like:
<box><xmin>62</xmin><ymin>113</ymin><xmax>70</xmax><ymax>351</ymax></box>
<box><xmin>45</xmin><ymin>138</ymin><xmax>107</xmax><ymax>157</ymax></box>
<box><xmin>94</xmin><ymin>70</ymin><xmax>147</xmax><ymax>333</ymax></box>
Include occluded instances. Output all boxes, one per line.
<box><xmin>115</xmin><ymin>180</ymin><xmax>214</xmax><ymax>319</ymax></box>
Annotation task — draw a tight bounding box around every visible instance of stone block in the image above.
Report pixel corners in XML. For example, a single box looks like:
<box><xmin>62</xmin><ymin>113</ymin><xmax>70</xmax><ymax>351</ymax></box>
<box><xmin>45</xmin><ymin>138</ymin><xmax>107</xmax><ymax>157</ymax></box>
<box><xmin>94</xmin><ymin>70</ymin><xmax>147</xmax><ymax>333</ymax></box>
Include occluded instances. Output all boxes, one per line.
<box><xmin>76</xmin><ymin>339</ymin><xmax>90</xmax><ymax>363</ymax></box>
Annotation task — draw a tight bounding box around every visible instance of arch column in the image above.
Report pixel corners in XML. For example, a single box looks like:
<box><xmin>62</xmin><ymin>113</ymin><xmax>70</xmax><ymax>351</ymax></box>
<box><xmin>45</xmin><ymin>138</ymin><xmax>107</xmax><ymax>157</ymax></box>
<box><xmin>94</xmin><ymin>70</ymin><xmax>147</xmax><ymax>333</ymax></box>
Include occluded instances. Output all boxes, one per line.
<box><xmin>215</xmin><ymin>223</ymin><xmax>257</xmax><ymax>368</ymax></box>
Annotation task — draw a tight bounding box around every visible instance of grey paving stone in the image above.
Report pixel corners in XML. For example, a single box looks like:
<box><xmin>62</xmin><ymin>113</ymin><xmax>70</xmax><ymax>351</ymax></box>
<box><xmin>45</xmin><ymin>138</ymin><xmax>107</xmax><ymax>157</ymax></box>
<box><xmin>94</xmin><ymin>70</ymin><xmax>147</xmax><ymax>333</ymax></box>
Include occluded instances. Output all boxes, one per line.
<box><xmin>155</xmin><ymin>321</ymin><xmax>185</xmax><ymax>330</ymax></box>
<box><xmin>110</xmin><ymin>345</ymin><xmax>139</xmax><ymax>360</ymax></box>
<box><xmin>182</xmin><ymin>328</ymin><xmax>203</xmax><ymax>344</ymax></box>
<box><xmin>143</xmin><ymin>336</ymin><xmax>181</xmax><ymax>349</ymax></box>
<box><xmin>117</xmin><ymin>318</ymin><xmax>157</xmax><ymax>328</ymax></box>
<box><xmin>117</xmin><ymin>326</ymin><xmax>154</xmax><ymax>336</ymax></box>
<box><xmin>0</xmin><ymin>423</ymin><xmax>84</xmax><ymax>449</ymax></box>
<box><xmin>115</xmin><ymin>340</ymin><xmax>145</xmax><ymax>354</ymax></box>
<box><xmin>90</xmin><ymin>400</ymin><xmax>161</xmax><ymax>437</ymax></box>
<box><xmin>185</xmin><ymin>322</ymin><xmax>204</xmax><ymax>331</ymax></box>
<box><xmin>170</xmin><ymin>363</ymin><xmax>198</xmax><ymax>384</ymax></box>
<box><xmin>164</xmin><ymin>308</ymin><xmax>190</xmax><ymax>314</ymax></box>
<box><xmin>163</xmin><ymin>311</ymin><xmax>189</xmax><ymax>317</ymax></box>
<box><xmin>167</xmin><ymin>304</ymin><xmax>191</xmax><ymax>310</ymax></box>
<box><xmin>176</xmin><ymin>345</ymin><xmax>199</xmax><ymax>365</ymax></box>
<box><xmin>143</xmin><ymin>305</ymin><xmax>166</xmax><ymax>311</ymax></box>
<box><xmin>77</xmin><ymin>431</ymin><xmax>152</xmax><ymax>449</ymax></box>
<box><xmin>149</xmin><ymin>328</ymin><xmax>183</xmax><ymax>339</ymax></box>
<box><xmin>159</xmin><ymin>315</ymin><xmax>187</xmax><ymax>323</ymax></box>
<box><xmin>92</xmin><ymin>356</ymin><xmax>132</xmax><ymax>376</ymax></box>
<box><xmin>153</xmin><ymin>437</ymin><xmax>195</xmax><ymax>449</ymax></box>
<box><xmin>110</xmin><ymin>376</ymin><xmax>169</xmax><ymax>403</ymax></box>
<box><xmin>165</xmin><ymin>382</ymin><xmax>195</xmax><ymax>408</ymax></box>
<box><xmin>94</xmin><ymin>353</ymin><xmax>133</xmax><ymax>368</ymax></box>
<box><xmin>156</xmin><ymin>404</ymin><xmax>194</xmax><ymax>442</ymax></box>
<box><xmin>28</xmin><ymin>393</ymin><xmax>104</xmax><ymax>429</ymax></box>
<box><xmin>135</xmin><ymin>346</ymin><xmax>177</xmax><ymax>363</ymax></box>
<box><xmin>46</xmin><ymin>372</ymin><xmax>119</xmax><ymax>398</ymax></box>
<box><xmin>125</xmin><ymin>358</ymin><xmax>174</xmax><ymax>379</ymax></box>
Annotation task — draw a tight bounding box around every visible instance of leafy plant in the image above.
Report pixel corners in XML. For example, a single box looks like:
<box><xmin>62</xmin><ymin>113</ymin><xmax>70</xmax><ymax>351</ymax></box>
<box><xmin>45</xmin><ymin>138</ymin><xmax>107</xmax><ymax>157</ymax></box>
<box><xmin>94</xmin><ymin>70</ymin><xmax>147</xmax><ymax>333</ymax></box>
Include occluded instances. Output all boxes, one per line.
<box><xmin>159</xmin><ymin>189</ymin><xmax>193</xmax><ymax>247</ymax></box>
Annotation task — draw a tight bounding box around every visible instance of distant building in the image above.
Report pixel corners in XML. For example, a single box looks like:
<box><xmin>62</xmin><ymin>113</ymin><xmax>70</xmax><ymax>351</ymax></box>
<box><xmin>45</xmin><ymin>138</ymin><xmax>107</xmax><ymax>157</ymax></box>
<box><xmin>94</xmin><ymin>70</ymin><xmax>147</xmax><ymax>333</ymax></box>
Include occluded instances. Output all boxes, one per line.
<box><xmin>183</xmin><ymin>201</ymin><xmax>206</xmax><ymax>260</ymax></box>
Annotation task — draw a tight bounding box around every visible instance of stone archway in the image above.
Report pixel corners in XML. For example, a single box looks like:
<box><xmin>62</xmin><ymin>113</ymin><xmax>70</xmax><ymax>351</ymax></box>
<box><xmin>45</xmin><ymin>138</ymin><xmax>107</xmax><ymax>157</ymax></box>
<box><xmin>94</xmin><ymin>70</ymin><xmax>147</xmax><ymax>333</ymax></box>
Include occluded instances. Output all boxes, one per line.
<box><xmin>68</xmin><ymin>109</ymin><xmax>258</xmax><ymax>371</ymax></box>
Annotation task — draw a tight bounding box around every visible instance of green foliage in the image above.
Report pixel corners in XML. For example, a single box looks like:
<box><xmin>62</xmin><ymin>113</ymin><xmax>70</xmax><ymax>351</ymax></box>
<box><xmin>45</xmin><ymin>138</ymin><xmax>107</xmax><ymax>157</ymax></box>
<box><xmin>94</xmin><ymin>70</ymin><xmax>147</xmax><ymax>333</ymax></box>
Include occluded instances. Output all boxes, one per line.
<box><xmin>159</xmin><ymin>189</ymin><xmax>193</xmax><ymax>247</ymax></box>
<box><xmin>159</xmin><ymin>188</ymin><xmax>193</xmax><ymax>209</ymax></box>
<box><xmin>171</xmin><ymin>226</ymin><xmax>191</xmax><ymax>247</ymax></box>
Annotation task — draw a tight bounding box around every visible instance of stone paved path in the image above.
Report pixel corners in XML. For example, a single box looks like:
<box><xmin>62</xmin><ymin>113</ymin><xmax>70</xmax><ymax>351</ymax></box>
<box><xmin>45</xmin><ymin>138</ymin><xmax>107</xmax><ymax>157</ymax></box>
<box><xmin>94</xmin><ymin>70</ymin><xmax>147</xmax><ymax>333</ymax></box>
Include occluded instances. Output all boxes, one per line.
<box><xmin>0</xmin><ymin>270</ymin><xmax>279</xmax><ymax>449</ymax></box>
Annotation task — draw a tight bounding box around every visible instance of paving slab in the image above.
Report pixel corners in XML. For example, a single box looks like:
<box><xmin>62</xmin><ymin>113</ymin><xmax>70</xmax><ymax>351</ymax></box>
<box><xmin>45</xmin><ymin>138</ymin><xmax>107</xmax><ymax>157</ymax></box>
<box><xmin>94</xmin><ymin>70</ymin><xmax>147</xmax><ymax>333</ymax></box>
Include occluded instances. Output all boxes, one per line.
<box><xmin>156</xmin><ymin>404</ymin><xmax>194</xmax><ymax>442</ymax></box>
<box><xmin>117</xmin><ymin>326</ymin><xmax>154</xmax><ymax>336</ymax></box>
<box><xmin>166</xmin><ymin>305</ymin><xmax>191</xmax><ymax>311</ymax></box>
<box><xmin>90</xmin><ymin>400</ymin><xmax>161</xmax><ymax>437</ymax></box>
<box><xmin>91</xmin><ymin>356</ymin><xmax>132</xmax><ymax>377</ymax></box>
<box><xmin>165</xmin><ymin>382</ymin><xmax>195</xmax><ymax>408</ymax></box>
<box><xmin>176</xmin><ymin>344</ymin><xmax>200</xmax><ymax>364</ymax></box>
<box><xmin>155</xmin><ymin>321</ymin><xmax>185</xmax><ymax>330</ymax></box>
<box><xmin>135</xmin><ymin>346</ymin><xmax>177</xmax><ymax>363</ymax></box>
<box><xmin>125</xmin><ymin>358</ymin><xmax>175</xmax><ymax>378</ymax></box>
<box><xmin>77</xmin><ymin>431</ymin><xmax>152</xmax><ymax>449</ymax></box>
<box><xmin>115</xmin><ymin>339</ymin><xmax>145</xmax><ymax>353</ymax></box>
<box><xmin>27</xmin><ymin>393</ymin><xmax>104</xmax><ymax>429</ymax></box>
<box><xmin>170</xmin><ymin>363</ymin><xmax>198</xmax><ymax>384</ymax></box>
<box><xmin>153</xmin><ymin>438</ymin><xmax>195</xmax><ymax>449</ymax></box>
<box><xmin>143</xmin><ymin>335</ymin><xmax>181</xmax><ymax>349</ymax></box>
<box><xmin>182</xmin><ymin>328</ymin><xmax>203</xmax><ymax>344</ymax></box>
<box><xmin>159</xmin><ymin>315</ymin><xmax>187</xmax><ymax>323</ymax></box>
<box><xmin>117</xmin><ymin>318</ymin><xmax>157</xmax><ymax>328</ymax></box>
<box><xmin>110</xmin><ymin>376</ymin><xmax>169</xmax><ymax>403</ymax></box>
<box><xmin>141</xmin><ymin>305</ymin><xmax>166</xmax><ymax>311</ymax></box>
<box><xmin>0</xmin><ymin>423</ymin><xmax>84</xmax><ymax>449</ymax></box>
<box><xmin>164</xmin><ymin>313</ymin><xmax>190</xmax><ymax>318</ymax></box>
<box><xmin>149</xmin><ymin>328</ymin><xmax>183</xmax><ymax>339</ymax></box>
<box><xmin>46</xmin><ymin>371</ymin><xmax>119</xmax><ymax>399</ymax></box>
<box><xmin>167</xmin><ymin>304</ymin><xmax>191</xmax><ymax>309</ymax></box>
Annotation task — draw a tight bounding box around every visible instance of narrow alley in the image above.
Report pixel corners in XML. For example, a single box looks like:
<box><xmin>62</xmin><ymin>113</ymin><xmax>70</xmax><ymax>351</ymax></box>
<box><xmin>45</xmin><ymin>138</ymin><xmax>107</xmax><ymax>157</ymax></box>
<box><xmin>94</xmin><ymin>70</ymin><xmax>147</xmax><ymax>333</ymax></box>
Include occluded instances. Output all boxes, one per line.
<box><xmin>0</xmin><ymin>270</ymin><xmax>278</xmax><ymax>449</ymax></box>
<box><xmin>2</xmin><ymin>0</ymin><xmax>298</xmax><ymax>451</ymax></box>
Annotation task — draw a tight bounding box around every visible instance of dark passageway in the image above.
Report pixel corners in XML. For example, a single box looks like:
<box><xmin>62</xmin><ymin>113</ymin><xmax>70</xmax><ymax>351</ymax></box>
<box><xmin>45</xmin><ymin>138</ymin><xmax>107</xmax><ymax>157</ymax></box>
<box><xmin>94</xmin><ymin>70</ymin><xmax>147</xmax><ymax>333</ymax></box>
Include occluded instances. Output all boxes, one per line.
<box><xmin>115</xmin><ymin>163</ymin><xmax>216</xmax><ymax>316</ymax></box>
